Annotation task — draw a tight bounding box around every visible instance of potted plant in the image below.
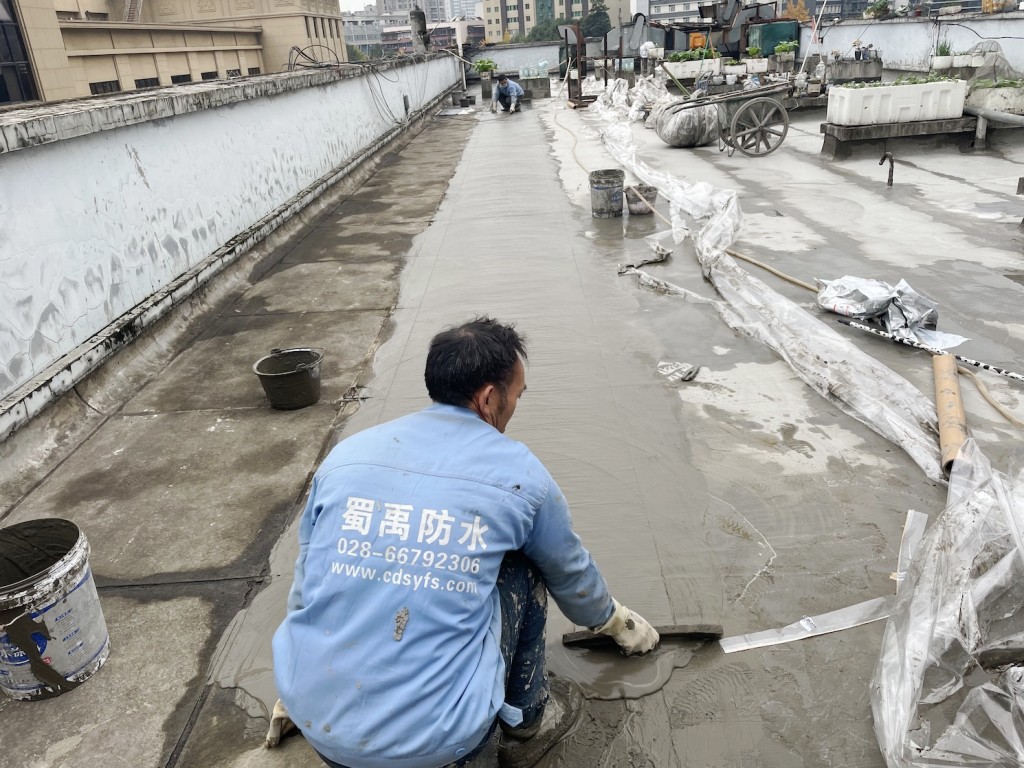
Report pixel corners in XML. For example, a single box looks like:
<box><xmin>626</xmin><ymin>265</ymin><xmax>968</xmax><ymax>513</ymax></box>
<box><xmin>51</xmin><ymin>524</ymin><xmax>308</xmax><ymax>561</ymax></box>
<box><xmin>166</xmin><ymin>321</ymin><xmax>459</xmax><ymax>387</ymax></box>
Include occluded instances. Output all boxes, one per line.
<box><xmin>722</xmin><ymin>56</ymin><xmax>746</xmax><ymax>75</ymax></box>
<box><xmin>932</xmin><ymin>39</ymin><xmax>952</xmax><ymax>70</ymax></box>
<box><xmin>952</xmin><ymin>50</ymin><xmax>971</xmax><ymax>68</ymax></box>
<box><xmin>745</xmin><ymin>46</ymin><xmax>768</xmax><ymax>72</ymax></box>
<box><xmin>827</xmin><ymin>74</ymin><xmax>967</xmax><ymax>125</ymax></box>
<box><xmin>774</xmin><ymin>40</ymin><xmax>798</xmax><ymax>62</ymax></box>
<box><xmin>473</xmin><ymin>58</ymin><xmax>497</xmax><ymax>80</ymax></box>
<box><xmin>864</xmin><ymin>0</ymin><xmax>888</xmax><ymax>17</ymax></box>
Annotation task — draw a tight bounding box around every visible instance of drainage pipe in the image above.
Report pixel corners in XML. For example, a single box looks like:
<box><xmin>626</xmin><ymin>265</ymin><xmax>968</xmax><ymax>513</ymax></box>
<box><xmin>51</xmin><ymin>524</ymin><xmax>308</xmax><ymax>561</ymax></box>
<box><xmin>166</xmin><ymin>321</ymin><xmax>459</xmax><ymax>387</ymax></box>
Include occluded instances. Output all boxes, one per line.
<box><xmin>964</xmin><ymin>105</ymin><xmax>1024</xmax><ymax>126</ymax></box>
<box><xmin>933</xmin><ymin>353</ymin><xmax>968</xmax><ymax>477</ymax></box>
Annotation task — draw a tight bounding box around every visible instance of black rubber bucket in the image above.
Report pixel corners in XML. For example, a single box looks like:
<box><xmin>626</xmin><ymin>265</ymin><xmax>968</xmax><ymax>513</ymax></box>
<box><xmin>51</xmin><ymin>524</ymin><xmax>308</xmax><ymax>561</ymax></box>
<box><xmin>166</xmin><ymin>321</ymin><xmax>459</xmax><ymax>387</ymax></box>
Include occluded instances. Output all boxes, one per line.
<box><xmin>253</xmin><ymin>348</ymin><xmax>323</xmax><ymax>410</ymax></box>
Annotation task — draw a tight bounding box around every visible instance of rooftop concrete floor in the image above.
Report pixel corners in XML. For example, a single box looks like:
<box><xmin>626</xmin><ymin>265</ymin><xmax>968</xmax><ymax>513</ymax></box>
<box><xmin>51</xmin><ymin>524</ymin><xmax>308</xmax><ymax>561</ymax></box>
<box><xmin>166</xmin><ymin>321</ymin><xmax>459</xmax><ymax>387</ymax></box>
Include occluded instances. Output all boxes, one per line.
<box><xmin>1</xmin><ymin>83</ymin><xmax>1023</xmax><ymax>768</ymax></box>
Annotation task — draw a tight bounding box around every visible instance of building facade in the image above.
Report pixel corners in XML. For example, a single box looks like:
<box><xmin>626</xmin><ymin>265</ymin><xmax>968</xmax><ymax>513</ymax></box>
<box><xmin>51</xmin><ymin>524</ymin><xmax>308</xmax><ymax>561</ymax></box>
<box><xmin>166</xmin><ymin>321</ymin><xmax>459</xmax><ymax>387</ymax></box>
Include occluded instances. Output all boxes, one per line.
<box><xmin>2</xmin><ymin>0</ymin><xmax>346</xmax><ymax>105</ymax></box>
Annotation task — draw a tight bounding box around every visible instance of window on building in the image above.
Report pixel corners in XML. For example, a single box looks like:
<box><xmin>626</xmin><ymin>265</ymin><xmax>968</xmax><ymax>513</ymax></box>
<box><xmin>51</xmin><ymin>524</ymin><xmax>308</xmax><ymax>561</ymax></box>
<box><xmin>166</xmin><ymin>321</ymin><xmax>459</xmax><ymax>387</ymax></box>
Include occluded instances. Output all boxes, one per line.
<box><xmin>227</xmin><ymin>68</ymin><xmax>241</xmax><ymax>77</ymax></box>
<box><xmin>526</xmin><ymin>14</ymin><xmax>530</xmax><ymax>19</ymax></box>
<box><xmin>0</xmin><ymin>0</ymin><xmax>38</xmax><ymax>104</ymax></box>
<box><xmin>56</xmin><ymin>11</ymin><xmax>78</xmax><ymax>19</ymax></box>
<box><xmin>201</xmin><ymin>71</ymin><xmax>218</xmax><ymax>80</ymax></box>
<box><xmin>84</xmin><ymin>11</ymin><xmax>108</xmax><ymax>19</ymax></box>
<box><xmin>89</xmin><ymin>79</ymin><xmax>121</xmax><ymax>94</ymax></box>
<box><xmin>668</xmin><ymin>4</ymin><xmax>674</xmax><ymax>9</ymax></box>
<box><xmin>171</xmin><ymin>73</ymin><xmax>192</xmax><ymax>83</ymax></box>
<box><xmin>134</xmin><ymin>77</ymin><xmax>159</xmax><ymax>88</ymax></box>
<box><xmin>248</xmin><ymin>66</ymin><xmax>261</xmax><ymax>75</ymax></box>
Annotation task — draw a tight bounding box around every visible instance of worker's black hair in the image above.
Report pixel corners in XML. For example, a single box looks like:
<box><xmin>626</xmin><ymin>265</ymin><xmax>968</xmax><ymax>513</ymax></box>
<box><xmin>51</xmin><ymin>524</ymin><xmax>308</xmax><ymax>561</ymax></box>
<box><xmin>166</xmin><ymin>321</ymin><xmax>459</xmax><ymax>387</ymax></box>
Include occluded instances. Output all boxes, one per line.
<box><xmin>425</xmin><ymin>317</ymin><xmax>527</xmax><ymax>408</ymax></box>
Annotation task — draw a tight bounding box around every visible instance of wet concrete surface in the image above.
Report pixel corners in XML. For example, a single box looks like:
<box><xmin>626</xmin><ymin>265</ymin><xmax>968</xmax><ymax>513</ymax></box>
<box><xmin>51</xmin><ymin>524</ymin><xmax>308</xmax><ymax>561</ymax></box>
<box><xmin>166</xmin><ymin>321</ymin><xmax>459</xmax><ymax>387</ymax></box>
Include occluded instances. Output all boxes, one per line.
<box><xmin>1</xmin><ymin>85</ymin><xmax>1023</xmax><ymax>768</ymax></box>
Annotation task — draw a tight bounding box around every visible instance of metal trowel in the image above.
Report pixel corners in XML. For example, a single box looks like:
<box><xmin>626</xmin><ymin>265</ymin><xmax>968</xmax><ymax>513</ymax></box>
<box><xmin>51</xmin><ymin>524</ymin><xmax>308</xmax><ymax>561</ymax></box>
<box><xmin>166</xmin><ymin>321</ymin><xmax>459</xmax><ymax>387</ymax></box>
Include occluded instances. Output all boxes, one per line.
<box><xmin>562</xmin><ymin>623</ymin><xmax>724</xmax><ymax>649</ymax></box>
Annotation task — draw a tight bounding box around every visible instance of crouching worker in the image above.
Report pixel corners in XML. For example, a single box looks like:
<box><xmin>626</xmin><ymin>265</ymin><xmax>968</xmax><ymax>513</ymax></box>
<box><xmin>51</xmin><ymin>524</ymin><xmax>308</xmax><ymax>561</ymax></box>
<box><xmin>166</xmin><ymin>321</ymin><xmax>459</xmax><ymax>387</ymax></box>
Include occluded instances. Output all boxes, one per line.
<box><xmin>271</xmin><ymin>317</ymin><xmax>659</xmax><ymax>768</ymax></box>
<box><xmin>490</xmin><ymin>75</ymin><xmax>524</xmax><ymax>113</ymax></box>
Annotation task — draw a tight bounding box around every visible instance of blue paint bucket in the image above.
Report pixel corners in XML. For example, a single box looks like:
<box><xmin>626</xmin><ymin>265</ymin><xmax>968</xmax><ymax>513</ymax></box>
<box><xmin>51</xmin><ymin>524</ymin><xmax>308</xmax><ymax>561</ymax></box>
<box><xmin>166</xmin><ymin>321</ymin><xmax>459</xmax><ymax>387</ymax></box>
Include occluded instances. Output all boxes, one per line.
<box><xmin>0</xmin><ymin>519</ymin><xmax>110</xmax><ymax>701</ymax></box>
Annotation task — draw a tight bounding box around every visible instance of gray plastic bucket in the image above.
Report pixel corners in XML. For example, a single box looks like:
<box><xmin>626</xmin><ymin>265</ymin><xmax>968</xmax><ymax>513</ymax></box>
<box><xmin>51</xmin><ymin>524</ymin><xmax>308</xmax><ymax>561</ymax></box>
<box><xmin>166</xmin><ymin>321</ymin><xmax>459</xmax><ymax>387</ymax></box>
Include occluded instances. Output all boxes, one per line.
<box><xmin>0</xmin><ymin>519</ymin><xmax>110</xmax><ymax>701</ymax></box>
<box><xmin>253</xmin><ymin>348</ymin><xmax>323</xmax><ymax>410</ymax></box>
<box><xmin>625</xmin><ymin>184</ymin><xmax>659</xmax><ymax>215</ymax></box>
<box><xmin>589</xmin><ymin>169</ymin><xmax>624</xmax><ymax>218</ymax></box>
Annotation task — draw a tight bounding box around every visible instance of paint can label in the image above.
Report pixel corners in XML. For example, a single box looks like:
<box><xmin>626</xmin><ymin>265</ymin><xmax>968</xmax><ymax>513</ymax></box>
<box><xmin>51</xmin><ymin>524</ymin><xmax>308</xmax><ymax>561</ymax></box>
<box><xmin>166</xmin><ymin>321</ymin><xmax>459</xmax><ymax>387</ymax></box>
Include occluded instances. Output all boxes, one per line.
<box><xmin>0</xmin><ymin>565</ymin><xmax>110</xmax><ymax>698</ymax></box>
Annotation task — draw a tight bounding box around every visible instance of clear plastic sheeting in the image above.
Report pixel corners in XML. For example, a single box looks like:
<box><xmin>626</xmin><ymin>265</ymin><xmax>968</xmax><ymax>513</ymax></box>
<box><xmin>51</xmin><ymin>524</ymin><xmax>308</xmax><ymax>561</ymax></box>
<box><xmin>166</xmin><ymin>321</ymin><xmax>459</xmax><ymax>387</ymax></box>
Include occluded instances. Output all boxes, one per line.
<box><xmin>627</xmin><ymin>77</ymin><xmax>671</xmax><ymax>123</ymax></box>
<box><xmin>589</xmin><ymin>80</ymin><xmax>945</xmax><ymax>482</ymax></box>
<box><xmin>654</xmin><ymin>102</ymin><xmax>719</xmax><ymax>148</ymax></box>
<box><xmin>817</xmin><ymin>276</ymin><xmax>969</xmax><ymax>350</ymax></box>
<box><xmin>872</xmin><ymin>440</ymin><xmax>1024</xmax><ymax>768</ymax></box>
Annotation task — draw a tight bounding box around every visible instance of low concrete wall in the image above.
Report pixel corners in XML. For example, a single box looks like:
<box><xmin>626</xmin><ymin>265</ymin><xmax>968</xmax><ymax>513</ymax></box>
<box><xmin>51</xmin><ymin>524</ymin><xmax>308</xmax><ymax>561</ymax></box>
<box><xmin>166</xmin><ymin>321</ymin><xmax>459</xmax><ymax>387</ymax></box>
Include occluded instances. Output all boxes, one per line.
<box><xmin>0</xmin><ymin>54</ymin><xmax>460</xmax><ymax>438</ymax></box>
<box><xmin>472</xmin><ymin>42</ymin><xmax>561</xmax><ymax>74</ymax></box>
<box><xmin>799</xmin><ymin>13</ymin><xmax>1024</xmax><ymax>73</ymax></box>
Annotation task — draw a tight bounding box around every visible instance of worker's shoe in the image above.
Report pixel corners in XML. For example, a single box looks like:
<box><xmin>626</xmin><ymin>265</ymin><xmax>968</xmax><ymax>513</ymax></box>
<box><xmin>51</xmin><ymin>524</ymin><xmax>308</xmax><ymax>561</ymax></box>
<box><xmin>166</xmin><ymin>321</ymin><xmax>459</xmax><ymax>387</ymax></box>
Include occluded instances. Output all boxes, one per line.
<box><xmin>497</xmin><ymin>677</ymin><xmax>584</xmax><ymax>768</ymax></box>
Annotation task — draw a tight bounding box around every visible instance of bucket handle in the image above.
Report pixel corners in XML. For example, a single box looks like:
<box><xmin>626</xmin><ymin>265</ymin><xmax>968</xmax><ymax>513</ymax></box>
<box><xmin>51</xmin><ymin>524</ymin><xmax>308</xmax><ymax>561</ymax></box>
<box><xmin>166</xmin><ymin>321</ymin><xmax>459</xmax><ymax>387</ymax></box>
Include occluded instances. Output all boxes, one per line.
<box><xmin>269</xmin><ymin>347</ymin><xmax>325</xmax><ymax>372</ymax></box>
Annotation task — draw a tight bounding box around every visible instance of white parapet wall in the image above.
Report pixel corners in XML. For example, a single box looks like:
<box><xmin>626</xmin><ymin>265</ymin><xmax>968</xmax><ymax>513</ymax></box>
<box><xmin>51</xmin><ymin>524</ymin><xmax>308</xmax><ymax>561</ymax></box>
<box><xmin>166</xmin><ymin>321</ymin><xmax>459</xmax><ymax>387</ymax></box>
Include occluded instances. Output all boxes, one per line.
<box><xmin>799</xmin><ymin>14</ymin><xmax>1024</xmax><ymax>73</ymax></box>
<box><xmin>0</xmin><ymin>55</ymin><xmax>460</xmax><ymax>438</ymax></box>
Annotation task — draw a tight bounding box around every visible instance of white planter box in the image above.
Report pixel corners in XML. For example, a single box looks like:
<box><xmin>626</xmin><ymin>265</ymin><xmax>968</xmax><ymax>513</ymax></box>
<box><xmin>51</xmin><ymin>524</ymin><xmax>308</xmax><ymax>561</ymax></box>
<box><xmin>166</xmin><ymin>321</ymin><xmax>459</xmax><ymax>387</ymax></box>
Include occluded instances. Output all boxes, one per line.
<box><xmin>663</xmin><ymin>59</ymin><xmax>721</xmax><ymax>79</ymax></box>
<box><xmin>745</xmin><ymin>58</ymin><xmax>768</xmax><ymax>73</ymax></box>
<box><xmin>931</xmin><ymin>55</ymin><xmax>952</xmax><ymax>69</ymax></box>
<box><xmin>826</xmin><ymin>79</ymin><xmax>967</xmax><ymax>125</ymax></box>
<box><xmin>774</xmin><ymin>51</ymin><xmax>796</xmax><ymax>62</ymax></box>
<box><xmin>724</xmin><ymin>64</ymin><xmax>746</xmax><ymax>75</ymax></box>
<box><xmin>952</xmin><ymin>55</ymin><xmax>971</xmax><ymax>67</ymax></box>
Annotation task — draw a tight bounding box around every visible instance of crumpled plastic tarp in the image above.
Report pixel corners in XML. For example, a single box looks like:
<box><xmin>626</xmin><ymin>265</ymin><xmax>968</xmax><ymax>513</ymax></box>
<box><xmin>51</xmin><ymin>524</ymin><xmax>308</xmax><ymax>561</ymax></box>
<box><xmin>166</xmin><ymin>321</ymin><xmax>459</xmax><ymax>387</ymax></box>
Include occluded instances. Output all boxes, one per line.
<box><xmin>588</xmin><ymin>84</ymin><xmax>944</xmax><ymax>482</ymax></box>
<box><xmin>816</xmin><ymin>276</ymin><xmax>969</xmax><ymax>350</ymax></box>
<box><xmin>654</xmin><ymin>101</ymin><xmax>719</xmax><ymax>148</ymax></box>
<box><xmin>627</xmin><ymin>77</ymin><xmax>670</xmax><ymax>122</ymax></box>
<box><xmin>872</xmin><ymin>439</ymin><xmax>1024</xmax><ymax>767</ymax></box>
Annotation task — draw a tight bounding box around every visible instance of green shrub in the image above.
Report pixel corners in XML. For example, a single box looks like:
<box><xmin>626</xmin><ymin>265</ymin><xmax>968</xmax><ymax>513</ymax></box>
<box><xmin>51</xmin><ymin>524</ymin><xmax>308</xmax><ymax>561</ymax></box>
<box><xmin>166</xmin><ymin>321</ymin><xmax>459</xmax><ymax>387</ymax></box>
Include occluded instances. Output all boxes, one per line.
<box><xmin>472</xmin><ymin>58</ymin><xmax>496</xmax><ymax>73</ymax></box>
<box><xmin>936</xmin><ymin>39</ymin><xmax>952</xmax><ymax>56</ymax></box>
<box><xmin>774</xmin><ymin>41</ymin><xmax>798</xmax><ymax>54</ymax></box>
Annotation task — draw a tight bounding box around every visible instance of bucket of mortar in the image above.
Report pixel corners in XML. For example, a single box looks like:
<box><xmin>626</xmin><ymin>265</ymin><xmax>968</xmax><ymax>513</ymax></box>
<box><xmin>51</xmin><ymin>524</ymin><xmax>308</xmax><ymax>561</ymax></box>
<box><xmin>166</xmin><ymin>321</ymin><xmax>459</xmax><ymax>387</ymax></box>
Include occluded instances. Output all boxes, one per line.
<box><xmin>625</xmin><ymin>184</ymin><xmax>659</xmax><ymax>215</ymax></box>
<box><xmin>589</xmin><ymin>169</ymin><xmax>624</xmax><ymax>218</ymax></box>
<box><xmin>0</xmin><ymin>518</ymin><xmax>110</xmax><ymax>701</ymax></box>
<box><xmin>253</xmin><ymin>348</ymin><xmax>323</xmax><ymax>410</ymax></box>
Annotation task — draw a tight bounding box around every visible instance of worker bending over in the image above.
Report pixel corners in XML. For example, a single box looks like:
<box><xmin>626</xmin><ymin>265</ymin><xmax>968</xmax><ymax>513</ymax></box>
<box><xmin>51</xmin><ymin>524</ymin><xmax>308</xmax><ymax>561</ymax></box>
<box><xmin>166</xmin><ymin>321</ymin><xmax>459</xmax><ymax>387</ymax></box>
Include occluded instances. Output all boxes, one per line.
<box><xmin>272</xmin><ymin>317</ymin><xmax>658</xmax><ymax>768</ymax></box>
<box><xmin>491</xmin><ymin>75</ymin><xmax>525</xmax><ymax>113</ymax></box>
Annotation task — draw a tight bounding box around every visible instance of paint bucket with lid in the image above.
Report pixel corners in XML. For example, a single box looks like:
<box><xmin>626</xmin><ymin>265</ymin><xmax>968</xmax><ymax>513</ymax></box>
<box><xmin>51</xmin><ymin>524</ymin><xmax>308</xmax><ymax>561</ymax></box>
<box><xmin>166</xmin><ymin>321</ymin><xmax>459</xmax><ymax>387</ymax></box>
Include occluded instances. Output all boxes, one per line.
<box><xmin>253</xmin><ymin>348</ymin><xmax>324</xmax><ymax>410</ymax></box>
<box><xmin>625</xmin><ymin>184</ymin><xmax>659</xmax><ymax>215</ymax></box>
<box><xmin>589</xmin><ymin>169</ymin><xmax>625</xmax><ymax>218</ymax></box>
<box><xmin>0</xmin><ymin>518</ymin><xmax>110</xmax><ymax>701</ymax></box>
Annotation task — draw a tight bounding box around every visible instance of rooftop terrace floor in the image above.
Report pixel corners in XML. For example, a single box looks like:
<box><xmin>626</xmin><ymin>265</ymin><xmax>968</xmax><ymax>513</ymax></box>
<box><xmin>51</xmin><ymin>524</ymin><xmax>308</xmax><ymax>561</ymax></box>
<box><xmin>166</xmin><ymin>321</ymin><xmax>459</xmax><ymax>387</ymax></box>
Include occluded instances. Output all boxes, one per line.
<box><xmin>1</xmin><ymin>82</ymin><xmax>1023</xmax><ymax>768</ymax></box>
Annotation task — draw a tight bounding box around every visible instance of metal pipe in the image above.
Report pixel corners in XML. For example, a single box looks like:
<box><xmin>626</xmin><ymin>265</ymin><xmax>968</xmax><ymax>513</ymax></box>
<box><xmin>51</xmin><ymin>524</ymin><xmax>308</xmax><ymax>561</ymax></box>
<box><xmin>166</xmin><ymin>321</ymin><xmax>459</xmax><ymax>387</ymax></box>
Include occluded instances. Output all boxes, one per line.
<box><xmin>879</xmin><ymin>152</ymin><xmax>894</xmax><ymax>187</ymax></box>
<box><xmin>964</xmin><ymin>105</ymin><xmax>1024</xmax><ymax>127</ymax></box>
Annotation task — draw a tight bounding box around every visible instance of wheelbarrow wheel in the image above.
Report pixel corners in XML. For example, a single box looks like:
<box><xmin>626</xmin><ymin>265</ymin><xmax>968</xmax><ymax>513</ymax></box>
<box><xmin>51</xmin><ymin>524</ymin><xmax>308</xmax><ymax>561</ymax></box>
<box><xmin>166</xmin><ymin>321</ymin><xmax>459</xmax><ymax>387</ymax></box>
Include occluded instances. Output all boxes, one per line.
<box><xmin>729</xmin><ymin>97</ymin><xmax>789</xmax><ymax>157</ymax></box>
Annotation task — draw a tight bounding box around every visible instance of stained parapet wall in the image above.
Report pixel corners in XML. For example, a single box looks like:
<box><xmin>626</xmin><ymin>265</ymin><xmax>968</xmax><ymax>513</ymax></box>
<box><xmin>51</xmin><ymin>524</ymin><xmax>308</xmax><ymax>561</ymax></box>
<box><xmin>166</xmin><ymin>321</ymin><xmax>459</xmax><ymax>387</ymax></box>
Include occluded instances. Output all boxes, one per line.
<box><xmin>0</xmin><ymin>54</ymin><xmax>460</xmax><ymax>438</ymax></box>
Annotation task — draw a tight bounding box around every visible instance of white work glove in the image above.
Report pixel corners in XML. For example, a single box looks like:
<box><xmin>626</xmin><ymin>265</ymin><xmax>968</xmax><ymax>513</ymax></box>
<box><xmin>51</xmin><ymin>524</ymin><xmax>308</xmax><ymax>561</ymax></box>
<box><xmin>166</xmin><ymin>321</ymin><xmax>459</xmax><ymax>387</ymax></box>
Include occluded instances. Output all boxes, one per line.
<box><xmin>509</xmin><ymin>102</ymin><xmax>517</xmax><ymax>113</ymax></box>
<box><xmin>490</xmin><ymin>102</ymin><xmax>497</xmax><ymax>113</ymax></box>
<box><xmin>265</xmin><ymin>698</ymin><xmax>297</xmax><ymax>748</ymax></box>
<box><xmin>592</xmin><ymin>600</ymin><xmax>660</xmax><ymax>655</ymax></box>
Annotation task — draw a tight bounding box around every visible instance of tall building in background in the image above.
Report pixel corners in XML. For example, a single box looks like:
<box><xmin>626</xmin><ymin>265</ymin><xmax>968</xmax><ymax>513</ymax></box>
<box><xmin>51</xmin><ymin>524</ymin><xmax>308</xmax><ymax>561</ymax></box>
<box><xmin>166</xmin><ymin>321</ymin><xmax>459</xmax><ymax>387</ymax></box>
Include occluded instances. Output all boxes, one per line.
<box><xmin>3</xmin><ymin>0</ymin><xmax>354</xmax><ymax>105</ymax></box>
<box><xmin>422</xmin><ymin>0</ymin><xmax>451</xmax><ymax>23</ymax></box>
